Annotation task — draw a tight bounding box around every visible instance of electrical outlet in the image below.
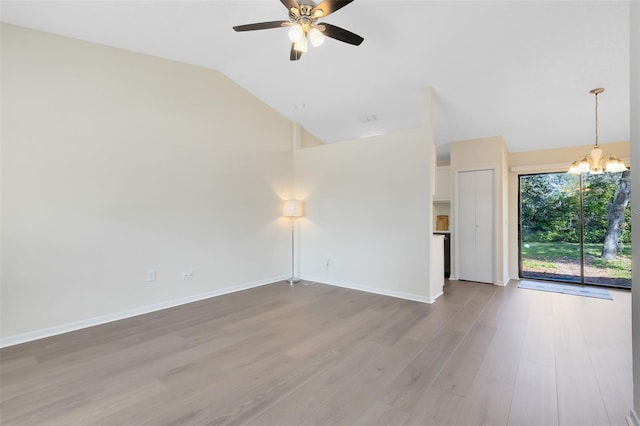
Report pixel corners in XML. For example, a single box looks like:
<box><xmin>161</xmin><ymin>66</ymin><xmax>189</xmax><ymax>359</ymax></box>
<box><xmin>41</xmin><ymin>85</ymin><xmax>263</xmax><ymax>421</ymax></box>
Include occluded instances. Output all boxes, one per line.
<box><xmin>147</xmin><ymin>270</ymin><xmax>157</xmax><ymax>282</ymax></box>
<box><xmin>182</xmin><ymin>270</ymin><xmax>194</xmax><ymax>280</ymax></box>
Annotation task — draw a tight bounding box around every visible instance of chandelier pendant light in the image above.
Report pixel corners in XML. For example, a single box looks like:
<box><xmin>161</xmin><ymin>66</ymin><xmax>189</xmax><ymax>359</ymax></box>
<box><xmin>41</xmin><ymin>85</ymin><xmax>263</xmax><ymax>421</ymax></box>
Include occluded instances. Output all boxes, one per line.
<box><xmin>568</xmin><ymin>88</ymin><xmax>628</xmax><ymax>174</ymax></box>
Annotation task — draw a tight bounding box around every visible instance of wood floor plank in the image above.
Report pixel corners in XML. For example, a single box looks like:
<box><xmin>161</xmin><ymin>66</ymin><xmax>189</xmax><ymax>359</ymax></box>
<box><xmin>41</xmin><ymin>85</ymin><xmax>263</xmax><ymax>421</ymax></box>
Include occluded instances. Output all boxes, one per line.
<box><xmin>455</xmin><ymin>374</ymin><xmax>514</xmax><ymax>426</ymax></box>
<box><xmin>508</xmin><ymin>359</ymin><xmax>559</xmax><ymax>426</ymax></box>
<box><xmin>295</xmin><ymin>337</ymin><xmax>428</xmax><ymax>425</ymax></box>
<box><xmin>0</xmin><ymin>280</ymin><xmax>632</xmax><ymax>425</ymax></box>
<box><xmin>476</xmin><ymin>282</ymin><xmax>530</xmax><ymax>385</ymax></box>
<box><xmin>404</xmin><ymin>386</ymin><xmax>464</xmax><ymax>425</ymax></box>
<box><xmin>519</xmin><ymin>291</ymin><xmax>556</xmax><ymax>367</ymax></box>
<box><xmin>369</xmin><ymin>301</ymin><xmax>436</xmax><ymax>347</ymax></box>
<box><xmin>284</xmin><ymin>306</ymin><xmax>383</xmax><ymax>360</ymax></box>
<box><xmin>445</xmin><ymin>283</ymin><xmax>495</xmax><ymax>334</ymax></box>
<box><xmin>380</xmin><ymin>327</ymin><xmax>465</xmax><ymax>411</ymax></box>
<box><xmin>577</xmin><ymin>289</ymin><xmax>633</xmax><ymax>426</ymax></box>
<box><xmin>404</xmin><ymin>298</ymin><xmax>465</xmax><ymax>343</ymax></box>
<box><xmin>432</xmin><ymin>323</ymin><xmax>497</xmax><ymax>397</ymax></box>
<box><xmin>476</xmin><ymin>280</ymin><xmax>532</xmax><ymax>327</ymax></box>
<box><xmin>0</xmin><ymin>332</ymin><xmax>186</xmax><ymax>417</ymax></box>
<box><xmin>552</xmin><ymin>294</ymin><xmax>611</xmax><ymax>426</ymax></box>
<box><xmin>245</xmin><ymin>339</ymin><xmax>381</xmax><ymax>425</ymax></box>
<box><xmin>45</xmin><ymin>381</ymin><xmax>168</xmax><ymax>426</ymax></box>
<box><xmin>477</xmin><ymin>319</ymin><xmax>527</xmax><ymax>385</ymax></box>
<box><xmin>353</xmin><ymin>400</ymin><xmax>411</xmax><ymax>426</ymax></box>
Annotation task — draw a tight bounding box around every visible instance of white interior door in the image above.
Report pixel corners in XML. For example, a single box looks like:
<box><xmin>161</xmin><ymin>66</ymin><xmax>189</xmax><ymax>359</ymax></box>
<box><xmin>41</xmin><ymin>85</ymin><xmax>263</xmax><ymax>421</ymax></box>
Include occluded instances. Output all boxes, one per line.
<box><xmin>457</xmin><ymin>169</ymin><xmax>494</xmax><ymax>284</ymax></box>
<box><xmin>474</xmin><ymin>170</ymin><xmax>494</xmax><ymax>283</ymax></box>
<box><xmin>458</xmin><ymin>171</ymin><xmax>477</xmax><ymax>281</ymax></box>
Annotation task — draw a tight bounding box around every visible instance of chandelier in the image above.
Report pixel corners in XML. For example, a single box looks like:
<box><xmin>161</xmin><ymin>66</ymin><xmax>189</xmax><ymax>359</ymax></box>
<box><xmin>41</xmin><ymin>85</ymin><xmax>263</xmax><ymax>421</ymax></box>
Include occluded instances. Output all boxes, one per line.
<box><xmin>568</xmin><ymin>88</ymin><xmax>627</xmax><ymax>174</ymax></box>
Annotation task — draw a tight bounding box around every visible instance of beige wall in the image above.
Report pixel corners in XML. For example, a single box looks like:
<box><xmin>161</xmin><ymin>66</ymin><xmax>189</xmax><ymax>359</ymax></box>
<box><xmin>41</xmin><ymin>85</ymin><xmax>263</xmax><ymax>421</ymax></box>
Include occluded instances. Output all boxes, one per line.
<box><xmin>294</xmin><ymin>127</ymin><xmax>434</xmax><ymax>301</ymax></box>
<box><xmin>293</xmin><ymin>89</ymin><xmax>435</xmax><ymax>302</ymax></box>
<box><xmin>507</xmin><ymin>141</ymin><xmax>631</xmax><ymax>279</ymax></box>
<box><xmin>450</xmin><ymin>135</ymin><xmax>510</xmax><ymax>285</ymax></box>
<box><xmin>300</xmin><ymin>128</ymin><xmax>325</xmax><ymax>149</ymax></box>
<box><xmin>1</xmin><ymin>24</ymin><xmax>293</xmax><ymax>343</ymax></box>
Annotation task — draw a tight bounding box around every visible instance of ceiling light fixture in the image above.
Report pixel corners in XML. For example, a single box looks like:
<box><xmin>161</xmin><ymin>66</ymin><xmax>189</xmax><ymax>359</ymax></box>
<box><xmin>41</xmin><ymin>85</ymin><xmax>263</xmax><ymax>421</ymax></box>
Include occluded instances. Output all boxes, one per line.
<box><xmin>568</xmin><ymin>88</ymin><xmax>627</xmax><ymax>175</ymax></box>
<box><xmin>288</xmin><ymin>24</ymin><xmax>303</xmax><ymax>43</ymax></box>
<box><xmin>233</xmin><ymin>0</ymin><xmax>364</xmax><ymax>61</ymax></box>
<box><xmin>309</xmin><ymin>27</ymin><xmax>325</xmax><ymax>46</ymax></box>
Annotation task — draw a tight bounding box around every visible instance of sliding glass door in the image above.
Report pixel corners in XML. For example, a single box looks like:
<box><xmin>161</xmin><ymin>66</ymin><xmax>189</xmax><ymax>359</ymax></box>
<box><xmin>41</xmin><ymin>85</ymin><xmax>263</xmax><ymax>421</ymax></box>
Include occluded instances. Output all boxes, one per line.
<box><xmin>582</xmin><ymin>172</ymin><xmax>632</xmax><ymax>287</ymax></box>
<box><xmin>519</xmin><ymin>173</ymin><xmax>582</xmax><ymax>283</ymax></box>
<box><xmin>519</xmin><ymin>171</ymin><xmax>631</xmax><ymax>289</ymax></box>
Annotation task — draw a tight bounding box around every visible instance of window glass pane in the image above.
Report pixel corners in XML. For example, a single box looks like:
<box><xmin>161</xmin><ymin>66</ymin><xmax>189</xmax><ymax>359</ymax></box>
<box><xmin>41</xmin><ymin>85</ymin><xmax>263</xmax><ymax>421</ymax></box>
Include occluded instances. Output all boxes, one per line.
<box><xmin>583</xmin><ymin>171</ymin><xmax>632</xmax><ymax>288</ymax></box>
<box><xmin>519</xmin><ymin>173</ymin><xmax>581</xmax><ymax>283</ymax></box>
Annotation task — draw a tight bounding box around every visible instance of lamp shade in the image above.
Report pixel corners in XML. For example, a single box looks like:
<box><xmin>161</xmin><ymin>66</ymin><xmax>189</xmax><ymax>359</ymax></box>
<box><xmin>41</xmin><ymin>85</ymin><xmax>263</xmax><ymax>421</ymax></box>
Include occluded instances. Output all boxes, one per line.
<box><xmin>283</xmin><ymin>200</ymin><xmax>304</xmax><ymax>217</ymax></box>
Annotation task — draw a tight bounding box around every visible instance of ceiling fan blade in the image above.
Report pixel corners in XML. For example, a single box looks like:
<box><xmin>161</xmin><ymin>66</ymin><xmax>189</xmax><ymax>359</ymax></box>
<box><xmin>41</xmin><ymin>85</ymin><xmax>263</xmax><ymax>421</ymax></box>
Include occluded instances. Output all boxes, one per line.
<box><xmin>312</xmin><ymin>0</ymin><xmax>354</xmax><ymax>18</ymax></box>
<box><xmin>319</xmin><ymin>22</ymin><xmax>363</xmax><ymax>46</ymax></box>
<box><xmin>290</xmin><ymin>43</ymin><xmax>303</xmax><ymax>61</ymax></box>
<box><xmin>281</xmin><ymin>0</ymin><xmax>301</xmax><ymax>13</ymax></box>
<box><xmin>233</xmin><ymin>21</ymin><xmax>289</xmax><ymax>32</ymax></box>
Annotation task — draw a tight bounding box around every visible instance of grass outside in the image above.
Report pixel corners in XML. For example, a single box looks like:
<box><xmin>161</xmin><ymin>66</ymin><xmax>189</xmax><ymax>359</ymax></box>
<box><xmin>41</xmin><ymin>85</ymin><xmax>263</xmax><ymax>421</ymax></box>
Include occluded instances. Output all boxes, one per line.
<box><xmin>521</xmin><ymin>241</ymin><xmax>632</xmax><ymax>282</ymax></box>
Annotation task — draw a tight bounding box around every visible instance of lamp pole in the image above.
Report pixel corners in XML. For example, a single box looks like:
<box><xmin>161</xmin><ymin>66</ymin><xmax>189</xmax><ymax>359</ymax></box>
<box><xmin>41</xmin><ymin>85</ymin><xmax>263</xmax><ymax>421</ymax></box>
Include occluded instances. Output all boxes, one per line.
<box><xmin>283</xmin><ymin>200</ymin><xmax>303</xmax><ymax>285</ymax></box>
<box><xmin>289</xmin><ymin>217</ymin><xmax>297</xmax><ymax>285</ymax></box>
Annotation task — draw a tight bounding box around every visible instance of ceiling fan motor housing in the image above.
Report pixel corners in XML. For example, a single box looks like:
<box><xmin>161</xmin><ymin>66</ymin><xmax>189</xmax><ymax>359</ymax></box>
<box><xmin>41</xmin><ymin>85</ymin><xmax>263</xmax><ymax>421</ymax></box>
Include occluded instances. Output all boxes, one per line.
<box><xmin>290</xmin><ymin>3</ymin><xmax>316</xmax><ymax>24</ymax></box>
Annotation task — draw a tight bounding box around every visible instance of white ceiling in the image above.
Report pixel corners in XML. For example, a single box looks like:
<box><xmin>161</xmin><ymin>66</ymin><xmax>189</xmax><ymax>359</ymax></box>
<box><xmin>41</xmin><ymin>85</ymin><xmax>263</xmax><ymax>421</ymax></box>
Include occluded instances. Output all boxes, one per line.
<box><xmin>0</xmin><ymin>0</ymin><xmax>630</xmax><ymax>160</ymax></box>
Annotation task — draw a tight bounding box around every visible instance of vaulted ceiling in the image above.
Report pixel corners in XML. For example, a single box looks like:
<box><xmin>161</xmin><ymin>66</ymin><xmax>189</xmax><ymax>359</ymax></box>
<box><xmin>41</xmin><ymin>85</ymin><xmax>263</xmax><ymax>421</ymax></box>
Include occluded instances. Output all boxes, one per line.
<box><xmin>1</xmin><ymin>1</ymin><xmax>630</xmax><ymax>160</ymax></box>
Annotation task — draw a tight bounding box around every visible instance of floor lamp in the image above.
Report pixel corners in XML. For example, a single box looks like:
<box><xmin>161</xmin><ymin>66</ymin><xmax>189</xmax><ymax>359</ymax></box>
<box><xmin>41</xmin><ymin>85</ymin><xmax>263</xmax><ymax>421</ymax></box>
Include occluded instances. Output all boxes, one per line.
<box><xmin>283</xmin><ymin>200</ymin><xmax>303</xmax><ymax>285</ymax></box>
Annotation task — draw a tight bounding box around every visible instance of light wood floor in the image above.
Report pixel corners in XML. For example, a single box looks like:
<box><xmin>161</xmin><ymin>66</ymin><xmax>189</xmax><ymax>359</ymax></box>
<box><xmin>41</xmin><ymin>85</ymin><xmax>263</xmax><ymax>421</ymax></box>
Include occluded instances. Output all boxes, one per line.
<box><xmin>0</xmin><ymin>279</ymin><xmax>632</xmax><ymax>425</ymax></box>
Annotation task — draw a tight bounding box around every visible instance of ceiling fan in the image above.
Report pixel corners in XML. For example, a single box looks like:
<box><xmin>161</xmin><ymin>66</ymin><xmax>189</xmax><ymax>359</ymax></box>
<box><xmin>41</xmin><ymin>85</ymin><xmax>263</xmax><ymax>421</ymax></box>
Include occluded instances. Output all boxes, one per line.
<box><xmin>233</xmin><ymin>0</ymin><xmax>364</xmax><ymax>61</ymax></box>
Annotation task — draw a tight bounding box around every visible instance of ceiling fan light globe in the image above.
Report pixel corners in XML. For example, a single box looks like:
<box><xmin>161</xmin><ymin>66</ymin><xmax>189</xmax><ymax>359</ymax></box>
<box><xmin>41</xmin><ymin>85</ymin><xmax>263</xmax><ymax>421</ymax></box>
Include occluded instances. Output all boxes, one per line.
<box><xmin>309</xmin><ymin>27</ymin><xmax>325</xmax><ymax>46</ymax></box>
<box><xmin>288</xmin><ymin>24</ymin><xmax>303</xmax><ymax>42</ymax></box>
<box><xmin>294</xmin><ymin>37</ymin><xmax>307</xmax><ymax>52</ymax></box>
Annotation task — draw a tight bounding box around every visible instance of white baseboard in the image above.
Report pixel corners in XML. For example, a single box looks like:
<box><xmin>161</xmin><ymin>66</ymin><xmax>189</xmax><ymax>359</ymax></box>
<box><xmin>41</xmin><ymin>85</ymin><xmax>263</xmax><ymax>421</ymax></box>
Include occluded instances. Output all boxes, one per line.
<box><xmin>427</xmin><ymin>291</ymin><xmax>444</xmax><ymax>303</ymax></box>
<box><xmin>301</xmin><ymin>275</ymin><xmax>438</xmax><ymax>304</ymax></box>
<box><xmin>0</xmin><ymin>275</ymin><xmax>288</xmax><ymax>348</ymax></box>
<box><xmin>448</xmin><ymin>275</ymin><xmax>458</xmax><ymax>281</ymax></box>
<box><xmin>494</xmin><ymin>276</ymin><xmax>510</xmax><ymax>286</ymax></box>
<box><xmin>629</xmin><ymin>409</ymin><xmax>640</xmax><ymax>426</ymax></box>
